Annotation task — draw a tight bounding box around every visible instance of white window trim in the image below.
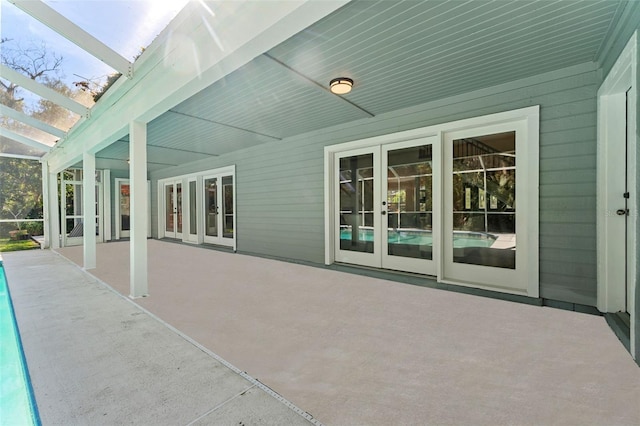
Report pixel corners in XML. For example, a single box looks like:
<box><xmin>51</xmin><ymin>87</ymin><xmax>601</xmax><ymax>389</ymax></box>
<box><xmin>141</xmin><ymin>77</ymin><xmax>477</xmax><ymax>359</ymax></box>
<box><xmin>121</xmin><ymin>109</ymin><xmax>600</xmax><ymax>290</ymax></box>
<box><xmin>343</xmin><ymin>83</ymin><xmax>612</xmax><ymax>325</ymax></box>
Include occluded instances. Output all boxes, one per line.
<box><xmin>324</xmin><ymin>106</ymin><xmax>540</xmax><ymax>297</ymax></box>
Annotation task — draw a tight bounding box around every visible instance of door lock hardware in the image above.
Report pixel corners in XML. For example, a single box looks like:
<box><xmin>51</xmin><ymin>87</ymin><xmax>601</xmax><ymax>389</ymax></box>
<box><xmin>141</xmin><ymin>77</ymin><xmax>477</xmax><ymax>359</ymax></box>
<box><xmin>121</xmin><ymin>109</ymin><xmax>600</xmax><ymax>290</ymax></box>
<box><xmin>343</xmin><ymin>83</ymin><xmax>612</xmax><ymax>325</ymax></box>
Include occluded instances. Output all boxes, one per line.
<box><xmin>381</xmin><ymin>211</ymin><xmax>387</xmax><ymax>215</ymax></box>
<box><xmin>623</xmin><ymin>192</ymin><xmax>630</xmax><ymax>199</ymax></box>
<box><xmin>616</xmin><ymin>209</ymin><xmax>629</xmax><ymax>216</ymax></box>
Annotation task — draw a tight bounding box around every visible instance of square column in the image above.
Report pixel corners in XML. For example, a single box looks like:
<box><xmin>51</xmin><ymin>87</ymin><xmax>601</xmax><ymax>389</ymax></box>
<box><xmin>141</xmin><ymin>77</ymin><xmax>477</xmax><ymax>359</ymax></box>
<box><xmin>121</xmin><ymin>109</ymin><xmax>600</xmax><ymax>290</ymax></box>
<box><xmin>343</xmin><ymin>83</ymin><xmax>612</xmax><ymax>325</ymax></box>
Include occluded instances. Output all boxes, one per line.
<box><xmin>130</xmin><ymin>121</ymin><xmax>148</xmax><ymax>298</ymax></box>
<box><xmin>82</xmin><ymin>152</ymin><xmax>96</xmax><ymax>269</ymax></box>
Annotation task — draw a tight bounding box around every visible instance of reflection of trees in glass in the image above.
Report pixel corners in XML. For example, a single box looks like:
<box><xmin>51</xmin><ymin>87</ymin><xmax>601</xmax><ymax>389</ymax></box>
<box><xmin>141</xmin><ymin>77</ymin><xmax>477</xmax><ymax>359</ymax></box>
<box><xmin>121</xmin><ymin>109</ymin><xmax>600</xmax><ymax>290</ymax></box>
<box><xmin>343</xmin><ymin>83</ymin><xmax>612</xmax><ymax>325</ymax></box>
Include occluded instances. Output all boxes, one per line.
<box><xmin>452</xmin><ymin>135</ymin><xmax>516</xmax><ymax>233</ymax></box>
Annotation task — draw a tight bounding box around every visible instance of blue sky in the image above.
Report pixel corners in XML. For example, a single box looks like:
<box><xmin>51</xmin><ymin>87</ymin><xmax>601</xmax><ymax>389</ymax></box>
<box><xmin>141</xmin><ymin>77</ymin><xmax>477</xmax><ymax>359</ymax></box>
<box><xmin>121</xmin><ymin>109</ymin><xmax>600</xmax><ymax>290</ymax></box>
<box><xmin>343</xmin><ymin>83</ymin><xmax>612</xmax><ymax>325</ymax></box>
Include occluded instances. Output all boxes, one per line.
<box><xmin>1</xmin><ymin>0</ymin><xmax>187</xmax><ymax>88</ymax></box>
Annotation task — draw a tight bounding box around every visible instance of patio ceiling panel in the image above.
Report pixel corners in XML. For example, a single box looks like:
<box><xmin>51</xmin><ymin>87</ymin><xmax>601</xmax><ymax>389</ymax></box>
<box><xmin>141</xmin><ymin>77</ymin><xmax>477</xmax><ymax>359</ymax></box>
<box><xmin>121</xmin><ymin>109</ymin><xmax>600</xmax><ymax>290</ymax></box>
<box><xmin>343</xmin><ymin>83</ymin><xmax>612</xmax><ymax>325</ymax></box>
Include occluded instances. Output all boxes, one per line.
<box><xmin>266</xmin><ymin>0</ymin><xmax>622</xmax><ymax>117</ymax></box>
<box><xmin>169</xmin><ymin>53</ymin><xmax>371</xmax><ymax>141</ymax></box>
<box><xmin>96</xmin><ymin>138</ymin><xmax>211</xmax><ymax>172</ymax></box>
<box><xmin>145</xmin><ymin>110</ymin><xmax>277</xmax><ymax>157</ymax></box>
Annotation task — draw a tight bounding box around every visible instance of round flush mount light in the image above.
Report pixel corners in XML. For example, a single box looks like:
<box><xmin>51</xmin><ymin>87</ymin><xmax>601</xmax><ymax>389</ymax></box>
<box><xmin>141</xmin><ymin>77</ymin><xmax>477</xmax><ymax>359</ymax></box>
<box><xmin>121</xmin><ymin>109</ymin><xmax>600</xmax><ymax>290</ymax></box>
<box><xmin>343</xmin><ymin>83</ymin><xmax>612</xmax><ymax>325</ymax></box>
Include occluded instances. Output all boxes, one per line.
<box><xmin>329</xmin><ymin>77</ymin><xmax>353</xmax><ymax>94</ymax></box>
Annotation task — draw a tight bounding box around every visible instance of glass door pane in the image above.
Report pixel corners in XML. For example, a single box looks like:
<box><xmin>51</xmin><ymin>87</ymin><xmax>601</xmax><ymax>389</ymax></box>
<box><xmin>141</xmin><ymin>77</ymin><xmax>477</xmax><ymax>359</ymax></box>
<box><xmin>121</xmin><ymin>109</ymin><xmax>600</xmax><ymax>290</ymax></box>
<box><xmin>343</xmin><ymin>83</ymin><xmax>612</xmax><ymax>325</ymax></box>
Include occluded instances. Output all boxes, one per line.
<box><xmin>189</xmin><ymin>180</ymin><xmax>197</xmax><ymax>236</ymax></box>
<box><xmin>120</xmin><ymin>183</ymin><xmax>130</xmax><ymax>232</ymax></box>
<box><xmin>222</xmin><ymin>176</ymin><xmax>233</xmax><ymax>238</ymax></box>
<box><xmin>386</xmin><ymin>144</ymin><xmax>433</xmax><ymax>260</ymax></box>
<box><xmin>339</xmin><ymin>153</ymin><xmax>375</xmax><ymax>253</ymax></box>
<box><xmin>451</xmin><ymin>131</ymin><xmax>516</xmax><ymax>269</ymax></box>
<box><xmin>176</xmin><ymin>183</ymin><xmax>183</xmax><ymax>234</ymax></box>
<box><xmin>165</xmin><ymin>184</ymin><xmax>174</xmax><ymax>233</ymax></box>
<box><xmin>205</xmin><ymin>178</ymin><xmax>218</xmax><ymax>237</ymax></box>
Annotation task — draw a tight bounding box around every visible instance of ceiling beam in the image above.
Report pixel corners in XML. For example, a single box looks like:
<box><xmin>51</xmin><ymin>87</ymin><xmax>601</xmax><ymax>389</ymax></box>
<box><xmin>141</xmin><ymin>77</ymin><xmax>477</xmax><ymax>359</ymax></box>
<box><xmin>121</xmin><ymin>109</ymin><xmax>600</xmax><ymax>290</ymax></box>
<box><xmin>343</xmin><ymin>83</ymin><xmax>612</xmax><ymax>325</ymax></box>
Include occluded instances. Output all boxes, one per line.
<box><xmin>7</xmin><ymin>0</ymin><xmax>133</xmax><ymax>78</ymax></box>
<box><xmin>0</xmin><ymin>65</ymin><xmax>90</xmax><ymax>117</ymax></box>
<box><xmin>0</xmin><ymin>152</ymin><xmax>43</xmax><ymax>160</ymax></box>
<box><xmin>0</xmin><ymin>105</ymin><xmax>66</xmax><ymax>138</ymax></box>
<box><xmin>262</xmin><ymin>53</ymin><xmax>375</xmax><ymax>118</ymax></box>
<box><xmin>113</xmin><ymin>138</ymin><xmax>220</xmax><ymax>156</ymax></box>
<box><xmin>167</xmin><ymin>110</ymin><xmax>282</xmax><ymax>140</ymax></box>
<box><xmin>0</xmin><ymin>127</ymin><xmax>52</xmax><ymax>152</ymax></box>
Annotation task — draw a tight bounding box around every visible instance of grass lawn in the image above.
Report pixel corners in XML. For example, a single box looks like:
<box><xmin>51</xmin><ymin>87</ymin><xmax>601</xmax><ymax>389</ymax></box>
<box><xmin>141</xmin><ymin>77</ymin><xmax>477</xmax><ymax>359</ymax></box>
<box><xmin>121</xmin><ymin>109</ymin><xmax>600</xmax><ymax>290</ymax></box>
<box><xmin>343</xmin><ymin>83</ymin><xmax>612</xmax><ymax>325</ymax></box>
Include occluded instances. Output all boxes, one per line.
<box><xmin>0</xmin><ymin>238</ymin><xmax>40</xmax><ymax>252</ymax></box>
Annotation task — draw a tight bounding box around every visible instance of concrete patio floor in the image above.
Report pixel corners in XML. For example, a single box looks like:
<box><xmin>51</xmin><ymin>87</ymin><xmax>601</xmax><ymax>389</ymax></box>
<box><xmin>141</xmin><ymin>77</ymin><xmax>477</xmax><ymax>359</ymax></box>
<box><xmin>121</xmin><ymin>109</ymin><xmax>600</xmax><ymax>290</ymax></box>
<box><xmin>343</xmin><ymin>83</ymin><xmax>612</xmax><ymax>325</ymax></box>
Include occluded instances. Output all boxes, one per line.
<box><xmin>5</xmin><ymin>239</ymin><xmax>640</xmax><ymax>425</ymax></box>
<box><xmin>2</xmin><ymin>249</ymin><xmax>315</xmax><ymax>425</ymax></box>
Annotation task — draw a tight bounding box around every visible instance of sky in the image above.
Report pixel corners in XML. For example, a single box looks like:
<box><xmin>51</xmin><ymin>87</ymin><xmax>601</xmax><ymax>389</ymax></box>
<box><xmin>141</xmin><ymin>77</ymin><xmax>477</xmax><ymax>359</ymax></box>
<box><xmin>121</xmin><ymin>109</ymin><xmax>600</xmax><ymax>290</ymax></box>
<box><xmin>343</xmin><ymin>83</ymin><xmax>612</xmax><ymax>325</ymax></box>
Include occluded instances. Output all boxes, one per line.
<box><xmin>1</xmin><ymin>0</ymin><xmax>188</xmax><ymax>92</ymax></box>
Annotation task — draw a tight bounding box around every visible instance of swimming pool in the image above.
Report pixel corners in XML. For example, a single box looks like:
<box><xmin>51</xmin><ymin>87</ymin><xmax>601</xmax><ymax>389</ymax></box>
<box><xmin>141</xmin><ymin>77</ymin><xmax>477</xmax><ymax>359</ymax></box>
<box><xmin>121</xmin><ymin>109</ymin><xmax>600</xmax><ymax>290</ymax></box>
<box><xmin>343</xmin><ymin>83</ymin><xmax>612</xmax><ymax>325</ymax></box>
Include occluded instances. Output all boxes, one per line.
<box><xmin>0</xmin><ymin>262</ymin><xmax>41</xmax><ymax>426</ymax></box>
<box><xmin>340</xmin><ymin>228</ymin><xmax>496</xmax><ymax>248</ymax></box>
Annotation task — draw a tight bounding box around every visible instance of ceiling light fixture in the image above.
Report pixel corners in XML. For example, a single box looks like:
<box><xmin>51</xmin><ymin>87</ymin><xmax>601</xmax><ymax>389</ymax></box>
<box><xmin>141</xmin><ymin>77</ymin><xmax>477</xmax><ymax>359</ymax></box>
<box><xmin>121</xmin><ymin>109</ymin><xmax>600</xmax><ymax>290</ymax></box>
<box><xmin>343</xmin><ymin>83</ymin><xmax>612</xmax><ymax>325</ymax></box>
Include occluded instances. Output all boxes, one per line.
<box><xmin>329</xmin><ymin>77</ymin><xmax>353</xmax><ymax>95</ymax></box>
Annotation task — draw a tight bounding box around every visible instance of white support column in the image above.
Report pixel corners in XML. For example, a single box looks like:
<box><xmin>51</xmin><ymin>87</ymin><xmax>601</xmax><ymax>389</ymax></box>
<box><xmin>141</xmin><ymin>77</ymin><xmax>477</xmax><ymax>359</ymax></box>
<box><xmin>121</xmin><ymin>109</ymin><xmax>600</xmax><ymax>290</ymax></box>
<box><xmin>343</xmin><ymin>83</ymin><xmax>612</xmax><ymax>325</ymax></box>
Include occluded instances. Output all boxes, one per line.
<box><xmin>41</xmin><ymin>161</ymin><xmax>50</xmax><ymax>249</ymax></box>
<box><xmin>48</xmin><ymin>169</ymin><xmax>60</xmax><ymax>249</ymax></box>
<box><xmin>130</xmin><ymin>121</ymin><xmax>148</xmax><ymax>298</ymax></box>
<box><xmin>83</xmin><ymin>152</ymin><xmax>96</xmax><ymax>269</ymax></box>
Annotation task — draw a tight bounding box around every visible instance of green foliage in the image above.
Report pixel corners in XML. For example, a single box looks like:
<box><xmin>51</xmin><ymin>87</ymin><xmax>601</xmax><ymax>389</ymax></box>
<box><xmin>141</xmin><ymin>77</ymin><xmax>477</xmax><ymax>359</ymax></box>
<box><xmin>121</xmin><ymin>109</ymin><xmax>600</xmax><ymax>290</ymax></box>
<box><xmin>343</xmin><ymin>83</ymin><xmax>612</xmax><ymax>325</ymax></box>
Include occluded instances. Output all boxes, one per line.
<box><xmin>23</xmin><ymin>221</ymin><xmax>44</xmax><ymax>236</ymax></box>
<box><xmin>0</xmin><ymin>238</ymin><xmax>40</xmax><ymax>252</ymax></box>
<box><xmin>0</xmin><ymin>158</ymin><xmax>43</xmax><ymax>228</ymax></box>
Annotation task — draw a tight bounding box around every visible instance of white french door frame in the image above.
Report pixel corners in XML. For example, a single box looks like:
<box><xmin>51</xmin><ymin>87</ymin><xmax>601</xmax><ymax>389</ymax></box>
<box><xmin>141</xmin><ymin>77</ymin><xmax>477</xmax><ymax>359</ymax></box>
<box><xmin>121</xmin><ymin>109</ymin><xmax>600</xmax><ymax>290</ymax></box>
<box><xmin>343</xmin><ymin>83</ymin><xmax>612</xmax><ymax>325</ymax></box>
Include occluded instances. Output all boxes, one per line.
<box><xmin>381</xmin><ymin>137</ymin><xmax>439</xmax><ymax>275</ymax></box>
<box><xmin>161</xmin><ymin>181</ymin><xmax>183</xmax><ymax>240</ymax></box>
<box><xmin>441</xmin><ymin>120</ymin><xmax>534</xmax><ymax>295</ymax></box>
<box><xmin>325</xmin><ymin>106</ymin><xmax>539</xmax><ymax>297</ymax></box>
<box><xmin>114</xmin><ymin>178</ymin><xmax>151</xmax><ymax>240</ymax></box>
<box><xmin>333</xmin><ymin>146</ymin><xmax>382</xmax><ymax>268</ymax></box>
<box><xmin>158</xmin><ymin>165</ymin><xmax>236</xmax><ymax>250</ymax></box>
<box><xmin>597</xmin><ymin>31</ymin><xmax>637</xmax><ymax>357</ymax></box>
<box><xmin>60</xmin><ymin>169</ymin><xmax>104</xmax><ymax>247</ymax></box>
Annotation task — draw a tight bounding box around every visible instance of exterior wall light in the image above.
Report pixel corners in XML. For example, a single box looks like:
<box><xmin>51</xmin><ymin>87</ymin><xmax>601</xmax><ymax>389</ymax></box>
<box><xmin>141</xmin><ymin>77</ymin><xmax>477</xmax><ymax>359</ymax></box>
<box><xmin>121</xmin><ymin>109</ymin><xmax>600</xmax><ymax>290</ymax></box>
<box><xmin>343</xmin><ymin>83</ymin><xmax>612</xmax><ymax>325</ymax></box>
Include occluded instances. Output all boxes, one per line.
<box><xmin>329</xmin><ymin>77</ymin><xmax>353</xmax><ymax>94</ymax></box>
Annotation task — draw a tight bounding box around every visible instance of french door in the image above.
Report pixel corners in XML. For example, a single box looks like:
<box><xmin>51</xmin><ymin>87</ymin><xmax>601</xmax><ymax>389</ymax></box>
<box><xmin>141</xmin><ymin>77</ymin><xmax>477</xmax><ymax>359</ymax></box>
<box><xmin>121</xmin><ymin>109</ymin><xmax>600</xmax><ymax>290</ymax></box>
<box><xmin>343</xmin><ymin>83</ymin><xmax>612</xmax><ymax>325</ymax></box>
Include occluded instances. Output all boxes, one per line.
<box><xmin>115</xmin><ymin>179</ymin><xmax>151</xmax><ymax>240</ymax></box>
<box><xmin>203</xmin><ymin>173</ymin><xmax>234</xmax><ymax>247</ymax></box>
<box><xmin>164</xmin><ymin>181</ymin><xmax>182</xmax><ymax>239</ymax></box>
<box><xmin>60</xmin><ymin>169</ymin><xmax>103</xmax><ymax>247</ymax></box>
<box><xmin>117</xmin><ymin>180</ymin><xmax>131</xmax><ymax>238</ymax></box>
<box><xmin>159</xmin><ymin>166</ymin><xmax>236</xmax><ymax>248</ymax></box>
<box><xmin>329</xmin><ymin>106</ymin><xmax>539</xmax><ymax>296</ymax></box>
<box><xmin>335</xmin><ymin>137</ymin><xmax>437</xmax><ymax>275</ymax></box>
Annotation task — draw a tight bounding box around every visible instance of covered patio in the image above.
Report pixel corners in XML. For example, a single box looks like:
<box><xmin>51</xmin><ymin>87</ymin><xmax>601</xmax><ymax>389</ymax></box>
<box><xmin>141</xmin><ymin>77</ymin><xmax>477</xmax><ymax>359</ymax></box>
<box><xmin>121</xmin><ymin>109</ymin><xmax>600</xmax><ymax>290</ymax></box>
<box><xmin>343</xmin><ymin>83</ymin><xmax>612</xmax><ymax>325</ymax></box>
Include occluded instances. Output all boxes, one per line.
<box><xmin>6</xmin><ymin>240</ymin><xmax>638</xmax><ymax>424</ymax></box>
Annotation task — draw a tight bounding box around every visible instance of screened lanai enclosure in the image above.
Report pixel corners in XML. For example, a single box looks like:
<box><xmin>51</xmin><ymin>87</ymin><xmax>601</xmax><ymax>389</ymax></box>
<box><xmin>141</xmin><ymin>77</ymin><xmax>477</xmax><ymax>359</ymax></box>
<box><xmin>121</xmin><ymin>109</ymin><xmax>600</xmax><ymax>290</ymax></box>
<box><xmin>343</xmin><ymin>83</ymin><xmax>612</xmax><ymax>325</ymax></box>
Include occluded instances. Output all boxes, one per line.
<box><xmin>1</xmin><ymin>0</ymin><xmax>639</xmax><ymax>369</ymax></box>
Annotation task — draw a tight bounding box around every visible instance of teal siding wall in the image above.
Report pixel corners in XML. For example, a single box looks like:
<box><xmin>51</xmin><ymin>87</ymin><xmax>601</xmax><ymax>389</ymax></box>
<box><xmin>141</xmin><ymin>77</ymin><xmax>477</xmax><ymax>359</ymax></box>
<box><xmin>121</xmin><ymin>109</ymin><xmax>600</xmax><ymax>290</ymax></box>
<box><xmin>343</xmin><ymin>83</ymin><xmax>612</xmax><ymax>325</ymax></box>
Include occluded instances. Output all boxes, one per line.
<box><xmin>150</xmin><ymin>62</ymin><xmax>600</xmax><ymax>306</ymax></box>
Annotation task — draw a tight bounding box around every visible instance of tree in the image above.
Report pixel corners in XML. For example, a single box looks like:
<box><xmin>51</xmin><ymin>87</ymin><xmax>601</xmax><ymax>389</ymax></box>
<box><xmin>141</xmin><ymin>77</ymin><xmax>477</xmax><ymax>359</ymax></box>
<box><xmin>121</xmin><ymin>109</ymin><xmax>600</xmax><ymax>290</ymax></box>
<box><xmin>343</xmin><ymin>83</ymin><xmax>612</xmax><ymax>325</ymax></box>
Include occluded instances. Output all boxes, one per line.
<box><xmin>1</xmin><ymin>39</ymin><xmax>66</xmax><ymax>234</ymax></box>
<box><xmin>0</xmin><ymin>157</ymin><xmax>43</xmax><ymax>233</ymax></box>
<box><xmin>0</xmin><ymin>39</ymin><xmax>63</xmax><ymax>111</ymax></box>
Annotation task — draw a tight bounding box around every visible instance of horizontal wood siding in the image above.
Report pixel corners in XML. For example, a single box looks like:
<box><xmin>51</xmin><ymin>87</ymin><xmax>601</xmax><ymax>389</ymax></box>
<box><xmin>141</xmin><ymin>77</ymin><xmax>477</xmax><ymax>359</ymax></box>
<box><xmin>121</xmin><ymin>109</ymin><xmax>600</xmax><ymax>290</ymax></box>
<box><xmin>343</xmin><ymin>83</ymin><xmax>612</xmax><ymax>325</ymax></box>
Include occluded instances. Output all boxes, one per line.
<box><xmin>150</xmin><ymin>62</ymin><xmax>600</xmax><ymax>306</ymax></box>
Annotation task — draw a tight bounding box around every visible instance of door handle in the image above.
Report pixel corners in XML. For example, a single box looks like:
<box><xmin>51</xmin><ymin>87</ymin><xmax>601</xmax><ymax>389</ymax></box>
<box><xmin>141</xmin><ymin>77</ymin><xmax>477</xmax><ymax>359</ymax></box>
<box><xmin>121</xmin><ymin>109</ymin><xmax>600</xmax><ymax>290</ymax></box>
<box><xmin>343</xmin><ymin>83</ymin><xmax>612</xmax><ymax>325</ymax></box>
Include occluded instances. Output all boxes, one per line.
<box><xmin>381</xmin><ymin>211</ymin><xmax>386</xmax><ymax>215</ymax></box>
<box><xmin>616</xmin><ymin>209</ymin><xmax>629</xmax><ymax>216</ymax></box>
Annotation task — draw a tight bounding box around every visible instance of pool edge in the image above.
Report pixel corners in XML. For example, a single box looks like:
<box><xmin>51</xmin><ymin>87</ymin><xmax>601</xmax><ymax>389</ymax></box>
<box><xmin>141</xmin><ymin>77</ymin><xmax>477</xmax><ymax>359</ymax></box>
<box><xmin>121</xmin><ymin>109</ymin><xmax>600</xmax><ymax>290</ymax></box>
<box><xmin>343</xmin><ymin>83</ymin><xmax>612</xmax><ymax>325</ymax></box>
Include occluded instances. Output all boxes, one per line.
<box><xmin>1</xmin><ymin>264</ymin><xmax>42</xmax><ymax>426</ymax></box>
